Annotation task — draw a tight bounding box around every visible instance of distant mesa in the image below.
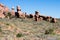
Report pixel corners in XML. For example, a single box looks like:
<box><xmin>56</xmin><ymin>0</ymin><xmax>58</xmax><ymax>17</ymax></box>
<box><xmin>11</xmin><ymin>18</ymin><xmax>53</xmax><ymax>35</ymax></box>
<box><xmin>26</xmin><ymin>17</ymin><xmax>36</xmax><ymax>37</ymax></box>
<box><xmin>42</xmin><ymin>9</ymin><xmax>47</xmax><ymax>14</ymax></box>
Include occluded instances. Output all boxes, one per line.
<box><xmin>0</xmin><ymin>3</ymin><xmax>57</xmax><ymax>23</ymax></box>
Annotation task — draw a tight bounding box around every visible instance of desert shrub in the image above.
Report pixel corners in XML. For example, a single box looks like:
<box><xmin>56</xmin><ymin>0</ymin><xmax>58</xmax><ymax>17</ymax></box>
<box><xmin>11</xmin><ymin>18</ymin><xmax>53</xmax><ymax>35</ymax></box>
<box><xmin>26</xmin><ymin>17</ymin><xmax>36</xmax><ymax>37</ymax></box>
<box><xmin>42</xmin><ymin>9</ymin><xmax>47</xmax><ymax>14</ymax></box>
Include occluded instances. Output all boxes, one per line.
<box><xmin>5</xmin><ymin>12</ymin><xmax>11</xmax><ymax>19</ymax></box>
<box><xmin>16</xmin><ymin>33</ymin><xmax>23</xmax><ymax>37</ymax></box>
<box><xmin>7</xmin><ymin>12</ymin><xmax>11</xmax><ymax>17</ymax></box>
<box><xmin>45</xmin><ymin>28</ymin><xmax>54</xmax><ymax>34</ymax></box>
<box><xmin>0</xmin><ymin>27</ymin><xmax>2</xmax><ymax>32</ymax></box>
<box><xmin>6</xmin><ymin>23</ymin><xmax>10</xmax><ymax>25</ymax></box>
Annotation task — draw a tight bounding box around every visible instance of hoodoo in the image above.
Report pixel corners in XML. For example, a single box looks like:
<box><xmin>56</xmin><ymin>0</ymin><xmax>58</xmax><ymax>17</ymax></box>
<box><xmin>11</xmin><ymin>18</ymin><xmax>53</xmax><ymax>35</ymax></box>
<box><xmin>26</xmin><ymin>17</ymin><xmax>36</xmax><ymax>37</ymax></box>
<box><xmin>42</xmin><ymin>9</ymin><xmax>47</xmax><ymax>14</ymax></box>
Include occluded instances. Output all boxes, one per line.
<box><xmin>0</xmin><ymin>3</ymin><xmax>57</xmax><ymax>23</ymax></box>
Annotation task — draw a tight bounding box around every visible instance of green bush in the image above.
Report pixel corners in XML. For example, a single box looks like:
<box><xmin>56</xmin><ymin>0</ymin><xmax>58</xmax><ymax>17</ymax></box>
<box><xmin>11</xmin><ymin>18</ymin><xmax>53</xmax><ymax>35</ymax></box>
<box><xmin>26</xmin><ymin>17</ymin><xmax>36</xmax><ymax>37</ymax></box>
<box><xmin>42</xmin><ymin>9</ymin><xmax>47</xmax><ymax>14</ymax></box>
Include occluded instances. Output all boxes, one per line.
<box><xmin>6</xmin><ymin>23</ymin><xmax>10</xmax><ymax>25</ymax></box>
<box><xmin>16</xmin><ymin>33</ymin><xmax>23</xmax><ymax>37</ymax></box>
<box><xmin>7</xmin><ymin>12</ymin><xmax>11</xmax><ymax>17</ymax></box>
<box><xmin>5</xmin><ymin>12</ymin><xmax>11</xmax><ymax>18</ymax></box>
<box><xmin>0</xmin><ymin>27</ymin><xmax>2</xmax><ymax>32</ymax></box>
<box><xmin>45</xmin><ymin>28</ymin><xmax>54</xmax><ymax>34</ymax></box>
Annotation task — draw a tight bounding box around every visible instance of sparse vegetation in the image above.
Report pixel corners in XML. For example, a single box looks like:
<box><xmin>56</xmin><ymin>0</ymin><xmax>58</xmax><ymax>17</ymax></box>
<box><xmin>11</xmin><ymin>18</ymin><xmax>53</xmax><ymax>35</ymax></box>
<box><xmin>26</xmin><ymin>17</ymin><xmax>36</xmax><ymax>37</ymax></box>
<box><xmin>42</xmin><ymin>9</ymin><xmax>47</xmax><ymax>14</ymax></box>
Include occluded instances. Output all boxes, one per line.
<box><xmin>45</xmin><ymin>28</ymin><xmax>54</xmax><ymax>34</ymax></box>
<box><xmin>16</xmin><ymin>33</ymin><xmax>23</xmax><ymax>37</ymax></box>
<box><xmin>7</xmin><ymin>12</ymin><xmax>11</xmax><ymax>17</ymax></box>
<box><xmin>0</xmin><ymin>18</ymin><xmax>60</xmax><ymax>40</ymax></box>
<box><xmin>0</xmin><ymin>27</ymin><xmax>2</xmax><ymax>32</ymax></box>
<box><xmin>5</xmin><ymin>12</ymin><xmax>11</xmax><ymax>19</ymax></box>
<box><xmin>6</xmin><ymin>23</ymin><xmax>10</xmax><ymax>25</ymax></box>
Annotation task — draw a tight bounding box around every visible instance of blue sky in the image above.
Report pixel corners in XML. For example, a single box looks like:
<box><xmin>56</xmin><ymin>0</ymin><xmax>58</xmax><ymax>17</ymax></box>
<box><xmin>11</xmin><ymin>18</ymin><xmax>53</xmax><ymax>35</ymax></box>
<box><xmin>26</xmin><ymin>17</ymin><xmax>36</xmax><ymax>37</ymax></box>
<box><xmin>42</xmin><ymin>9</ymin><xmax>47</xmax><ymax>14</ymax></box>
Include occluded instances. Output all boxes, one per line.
<box><xmin>0</xmin><ymin>0</ymin><xmax>60</xmax><ymax>18</ymax></box>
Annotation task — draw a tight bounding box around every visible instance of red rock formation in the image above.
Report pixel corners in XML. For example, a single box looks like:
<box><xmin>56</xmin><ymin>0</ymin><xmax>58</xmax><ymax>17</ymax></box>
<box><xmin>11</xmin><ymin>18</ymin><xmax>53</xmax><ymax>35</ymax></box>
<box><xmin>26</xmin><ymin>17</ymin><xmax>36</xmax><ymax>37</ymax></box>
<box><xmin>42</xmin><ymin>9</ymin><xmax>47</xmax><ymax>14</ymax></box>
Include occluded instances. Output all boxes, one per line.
<box><xmin>4</xmin><ymin>6</ymin><xmax>9</xmax><ymax>13</ymax></box>
<box><xmin>17</xmin><ymin>6</ymin><xmax>22</xmax><ymax>16</ymax></box>
<box><xmin>40</xmin><ymin>17</ymin><xmax>43</xmax><ymax>21</ymax></box>
<box><xmin>34</xmin><ymin>11</ymin><xmax>40</xmax><ymax>21</ymax></box>
<box><xmin>51</xmin><ymin>18</ymin><xmax>57</xmax><ymax>23</ymax></box>
<box><xmin>17</xmin><ymin>5</ymin><xmax>25</xmax><ymax>18</ymax></box>
<box><xmin>11</xmin><ymin>7</ymin><xmax>15</xmax><ymax>16</ymax></box>
<box><xmin>25</xmin><ymin>12</ymin><xmax>29</xmax><ymax>18</ymax></box>
<box><xmin>17</xmin><ymin>5</ymin><xmax>21</xmax><ymax>11</ymax></box>
<box><xmin>0</xmin><ymin>3</ymin><xmax>57</xmax><ymax>23</ymax></box>
<box><xmin>29</xmin><ymin>14</ymin><xmax>34</xmax><ymax>18</ymax></box>
<box><xmin>0</xmin><ymin>4</ymin><xmax>5</xmax><ymax>18</ymax></box>
<box><xmin>46</xmin><ymin>16</ymin><xmax>51</xmax><ymax>22</ymax></box>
